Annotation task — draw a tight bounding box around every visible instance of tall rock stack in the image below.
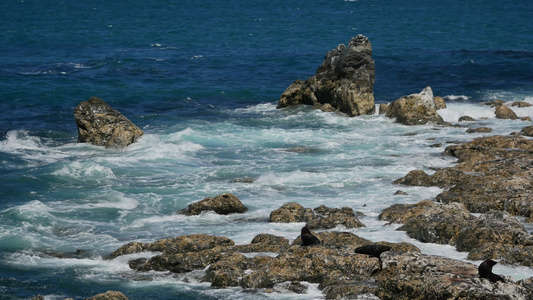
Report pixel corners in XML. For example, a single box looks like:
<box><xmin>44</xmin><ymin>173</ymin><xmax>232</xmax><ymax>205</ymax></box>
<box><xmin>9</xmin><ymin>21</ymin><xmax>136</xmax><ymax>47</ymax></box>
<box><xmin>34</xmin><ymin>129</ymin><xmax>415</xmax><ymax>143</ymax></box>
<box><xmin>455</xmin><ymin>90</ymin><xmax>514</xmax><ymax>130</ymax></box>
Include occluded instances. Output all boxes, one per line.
<box><xmin>277</xmin><ymin>35</ymin><xmax>375</xmax><ymax>117</ymax></box>
<box><xmin>74</xmin><ymin>97</ymin><xmax>144</xmax><ymax>149</ymax></box>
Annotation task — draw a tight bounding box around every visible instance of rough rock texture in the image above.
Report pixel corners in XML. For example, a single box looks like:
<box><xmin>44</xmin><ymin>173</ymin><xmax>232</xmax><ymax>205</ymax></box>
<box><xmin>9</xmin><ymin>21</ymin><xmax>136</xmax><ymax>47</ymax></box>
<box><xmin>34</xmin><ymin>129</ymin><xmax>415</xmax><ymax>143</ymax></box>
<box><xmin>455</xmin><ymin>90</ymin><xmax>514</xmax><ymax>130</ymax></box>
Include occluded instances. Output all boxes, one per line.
<box><xmin>385</xmin><ymin>86</ymin><xmax>445</xmax><ymax>125</ymax></box>
<box><xmin>376</xmin><ymin>252</ymin><xmax>530</xmax><ymax>300</ymax></box>
<box><xmin>437</xmin><ymin>135</ymin><xmax>533</xmax><ymax>218</ymax></box>
<box><xmin>455</xmin><ymin>211</ymin><xmax>531</xmax><ymax>252</ymax></box>
<box><xmin>106</xmin><ymin>231</ymin><xmax>532</xmax><ymax>299</ymax></box>
<box><xmin>74</xmin><ymin>97</ymin><xmax>144</xmax><ymax>148</ymax></box>
<box><xmin>105</xmin><ymin>234</ymin><xmax>235</xmax><ymax>260</ymax></box>
<box><xmin>380</xmin><ymin>200</ymin><xmax>475</xmax><ymax>245</ymax></box>
<box><xmin>521</xmin><ymin>125</ymin><xmax>533</xmax><ymax>136</ymax></box>
<box><xmin>270</xmin><ymin>202</ymin><xmax>365</xmax><ymax>229</ymax></box>
<box><xmin>459</xmin><ymin>115</ymin><xmax>476</xmax><ymax>122</ymax></box>
<box><xmin>433</xmin><ymin>96</ymin><xmax>446</xmax><ymax>110</ymax></box>
<box><xmin>269</xmin><ymin>202</ymin><xmax>314</xmax><ymax>223</ymax></box>
<box><xmin>277</xmin><ymin>35</ymin><xmax>375</xmax><ymax>117</ymax></box>
<box><xmin>86</xmin><ymin>291</ymin><xmax>129</xmax><ymax>300</ymax></box>
<box><xmin>512</xmin><ymin>101</ymin><xmax>532</xmax><ymax>107</ymax></box>
<box><xmin>395</xmin><ymin>135</ymin><xmax>533</xmax><ymax>219</ymax></box>
<box><xmin>495</xmin><ymin>104</ymin><xmax>518</xmax><ymax>119</ymax></box>
<box><xmin>466</xmin><ymin>126</ymin><xmax>492</xmax><ymax>133</ymax></box>
<box><xmin>178</xmin><ymin>193</ymin><xmax>248</xmax><ymax>215</ymax></box>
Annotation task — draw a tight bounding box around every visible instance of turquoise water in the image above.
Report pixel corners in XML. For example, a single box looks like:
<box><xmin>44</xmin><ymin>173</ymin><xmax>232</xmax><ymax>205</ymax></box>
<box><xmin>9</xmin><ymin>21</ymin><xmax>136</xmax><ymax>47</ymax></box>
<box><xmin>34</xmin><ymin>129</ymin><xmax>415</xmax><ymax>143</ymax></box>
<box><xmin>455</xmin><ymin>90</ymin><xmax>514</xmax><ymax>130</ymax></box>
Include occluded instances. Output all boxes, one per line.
<box><xmin>1</xmin><ymin>0</ymin><xmax>532</xmax><ymax>299</ymax></box>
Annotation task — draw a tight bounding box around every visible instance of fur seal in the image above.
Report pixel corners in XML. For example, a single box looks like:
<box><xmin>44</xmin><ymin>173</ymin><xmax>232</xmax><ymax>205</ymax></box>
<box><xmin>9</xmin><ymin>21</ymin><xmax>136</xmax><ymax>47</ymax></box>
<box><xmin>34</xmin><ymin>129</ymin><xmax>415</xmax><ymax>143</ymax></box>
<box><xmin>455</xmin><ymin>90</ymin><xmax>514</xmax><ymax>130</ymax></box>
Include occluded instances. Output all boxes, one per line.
<box><xmin>478</xmin><ymin>259</ymin><xmax>505</xmax><ymax>283</ymax></box>
<box><xmin>354</xmin><ymin>244</ymin><xmax>391</xmax><ymax>258</ymax></box>
<box><xmin>300</xmin><ymin>226</ymin><xmax>320</xmax><ymax>246</ymax></box>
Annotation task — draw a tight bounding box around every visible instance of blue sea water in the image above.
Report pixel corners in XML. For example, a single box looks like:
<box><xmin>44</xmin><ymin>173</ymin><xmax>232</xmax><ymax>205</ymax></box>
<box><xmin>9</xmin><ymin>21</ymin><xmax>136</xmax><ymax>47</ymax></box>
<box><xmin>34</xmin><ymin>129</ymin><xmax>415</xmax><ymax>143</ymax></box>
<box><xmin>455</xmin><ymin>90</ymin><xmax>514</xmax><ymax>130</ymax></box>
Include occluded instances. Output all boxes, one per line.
<box><xmin>0</xmin><ymin>0</ymin><xmax>532</xmax><ymax>299</ymax></box>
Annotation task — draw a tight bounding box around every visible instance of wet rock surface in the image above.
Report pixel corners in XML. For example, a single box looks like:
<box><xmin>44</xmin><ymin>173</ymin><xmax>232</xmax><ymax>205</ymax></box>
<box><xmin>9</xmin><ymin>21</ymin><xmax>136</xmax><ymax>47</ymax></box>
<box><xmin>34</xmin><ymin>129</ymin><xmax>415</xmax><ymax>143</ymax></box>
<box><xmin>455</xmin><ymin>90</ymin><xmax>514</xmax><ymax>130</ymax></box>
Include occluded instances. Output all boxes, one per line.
<box><xmin>385</xmin><ymin>86</ymin><xmax>445</xmax><ymax>125</ymax></box>
<box><xmin>74</xmin><ymin>97</ymin><xmax>144</xmax><ymax>149</ymax></box>
<box><xmin>277</xmin><ymin>35</ymin><xmax>375</xmax><ymax>117</ymax></box>
<box><xmin>177</xmin><ymin>193</ymin><xmax>248</xmax><ymax>215</ymax></box>
<box><xmin>270</xmin><ymin>202</ymin><xmax>365</xmax><ymax>229</ymax></box>
<box><xmin>105</xmin><ymin>230</ymin><xmax>533</xmax><ymax>299</ymax></box>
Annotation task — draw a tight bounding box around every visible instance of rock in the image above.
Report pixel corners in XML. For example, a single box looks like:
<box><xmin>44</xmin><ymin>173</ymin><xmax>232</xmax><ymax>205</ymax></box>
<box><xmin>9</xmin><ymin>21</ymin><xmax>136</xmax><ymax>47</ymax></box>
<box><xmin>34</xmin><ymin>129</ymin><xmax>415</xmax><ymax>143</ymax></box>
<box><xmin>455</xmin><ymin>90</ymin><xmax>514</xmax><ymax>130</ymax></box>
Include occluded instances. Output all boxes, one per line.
<box><xmin>86</xmin><ymin>291</ymin><xmax>128</xmax><ymax>300</ymax></box>
<box><xmin>178</xmin><ymin>193</ymin><xmax>248</xmax><ymax>216</ymax></box>
<box><xmin>385</xmin><ymin>86</ymin><xmax>445</xmax><ymax>125</ymax></box>
<box><xmin>466</xmin><ymin>126</ymin><xmax>492</xmax><ymax>133</ymax></box>
<box><xmin>240</xmin><ymin>246</ymin><xmax>381</xmax><ymax>289</ymax></box>
<box><xmin>522</xmin><ymin>116</ymin><xmax>532</xmax><ymax>121</ymax></box>
<box><xmin>106</xmin><ymin>234</ymin><xmax>235</xmax><ymax>260</ymax></box>
<box><xmin>395</xmin><ymin>135</ymin><xmax>533</xmax><ymax>220</ymax></box>
<box><xmin>484</xmin><ymin>99</ymin><xmax>504</xmax><ymax>106</ymax></box>
<box><xmin>277</xmin><ymin>35</ymin><xmax>375</xmax><ymax>117</ymax></box>
<box><xmin>379</xmin><ymin>200</ymin><xmax>436</xmax><ymax>224</ymax></box>
<box><xmin>269</xmin><ymin>202</ymin><xmax>314</xmax><ymax>223</ymax></box>
<box><xmin>306</xmin><ymin>205</ymin><xmax>365</xmax><ymax>229</ymax></box>
<box><xmin>272</xmin><ymin>281</ymin><xmax>309</xmax><ymax>294</ymax></box>
<box><xmin>495</xmin><ymin>104</ymin><xmax>518</xmax><ymax>119</ymax></box>
<box><xmin>233</xmin><ymin>233</ymin><xmax>290</xmax><ymax>253</ymax></box>
<box><xmin>397</xmin><ymin>202</ymin><xmax>475</xmax><ymax>245</ymax></box>
<box><xmin>433</xmin><ymin>96</ymin><xmax>446</xmax><ymax>109</ymax></box>
<box><xmin>378</xmin><ymin>103</ymin><xmax>389</xmax><ymax>114</ymax></box>
<box><xmin>270</xmin><ymin>203</ymin><xmax>365</xmax><ymax>229</ymax></box>
<box><xmin>393</xmin><ymin>169</ymin><xmax>432</xmax><ymax>187</ymax></box>
<box><xmin>74</xmin><ymin>97</ymin><xmax>144</xmax><ymax>149</ymax></box>
<box><xmin>376</xmin><ymin>252</ymin><xmax>530</xmax><ymax>300</ymax></box>
<box><xmin>467</xmin><ymin>243</ymin><xmax>533</xmax><ymax>266</ymax></box>
<box><xmin>437</xmin><ymin>136</ymin><xmax>533</xmax><ymax>218</ymax></box>
<box><xmin>202</xmin><ymin>252</ymin><xmax>249</xmax><ymax>287</ymax></box>
<box><xmin>521</xmin><ymin>125</ymin><xmax>533</xmax><ymax>136</ymax></box>
<box><xmin>512</xmin><ymin>101</ymin><xmax>532</xmax><ymax>107</ymax></box>
<box><xmin>458</xmin><ymin>115</ymin><xmax>475</xmax><ymax>122</ymax></box>
<box><xmin>455</xmin><ymin>211</ymin><xmax>531</xmax><ymax>252</ymax></box>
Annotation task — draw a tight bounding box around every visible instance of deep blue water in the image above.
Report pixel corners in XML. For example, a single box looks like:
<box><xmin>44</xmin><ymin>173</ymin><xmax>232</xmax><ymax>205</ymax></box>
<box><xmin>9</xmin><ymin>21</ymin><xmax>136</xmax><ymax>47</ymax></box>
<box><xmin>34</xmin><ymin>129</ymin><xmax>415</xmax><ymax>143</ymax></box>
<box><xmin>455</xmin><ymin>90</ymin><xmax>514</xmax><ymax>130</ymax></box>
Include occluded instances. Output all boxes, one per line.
<box><xmin>1</xmin><ymin>0</ymin><xmax>532</xmax><ymax>299</ymax></box>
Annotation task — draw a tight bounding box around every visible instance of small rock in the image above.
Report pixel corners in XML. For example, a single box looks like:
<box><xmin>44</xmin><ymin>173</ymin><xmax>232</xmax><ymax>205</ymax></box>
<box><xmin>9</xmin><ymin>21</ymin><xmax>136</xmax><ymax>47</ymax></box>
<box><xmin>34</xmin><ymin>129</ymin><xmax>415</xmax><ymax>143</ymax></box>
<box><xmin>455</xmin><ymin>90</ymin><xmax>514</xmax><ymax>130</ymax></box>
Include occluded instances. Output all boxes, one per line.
<box><xmin>178</xmin><ymin>193</ymin><xmax>248</xmax><ymax>215</ymax></box>
<box><xmin>466</xmin><ymin>127</ymin><xmax>492</xmax><ymax>133</ymax></box>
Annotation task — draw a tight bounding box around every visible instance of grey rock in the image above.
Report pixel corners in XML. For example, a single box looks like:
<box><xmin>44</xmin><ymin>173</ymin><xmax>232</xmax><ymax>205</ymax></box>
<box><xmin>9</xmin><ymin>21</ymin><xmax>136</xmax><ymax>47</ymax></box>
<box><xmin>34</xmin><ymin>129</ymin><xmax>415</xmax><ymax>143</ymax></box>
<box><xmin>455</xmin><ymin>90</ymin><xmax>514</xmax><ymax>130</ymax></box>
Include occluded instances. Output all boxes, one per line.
<box><xmin>74</xmin><ymin>97</ymin><xmax>143</xmax><ymax>148</ymax></box>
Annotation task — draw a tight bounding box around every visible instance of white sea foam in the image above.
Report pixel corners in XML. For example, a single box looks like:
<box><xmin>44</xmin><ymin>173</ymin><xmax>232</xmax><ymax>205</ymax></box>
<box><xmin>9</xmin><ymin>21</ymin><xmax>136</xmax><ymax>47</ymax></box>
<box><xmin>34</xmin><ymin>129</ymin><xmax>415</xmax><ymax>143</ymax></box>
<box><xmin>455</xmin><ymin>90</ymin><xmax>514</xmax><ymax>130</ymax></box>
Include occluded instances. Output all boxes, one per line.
<box><xmin>52</xmin><ymin>161</ymin><xmax>117</xmax><ymax>181</ymax></box>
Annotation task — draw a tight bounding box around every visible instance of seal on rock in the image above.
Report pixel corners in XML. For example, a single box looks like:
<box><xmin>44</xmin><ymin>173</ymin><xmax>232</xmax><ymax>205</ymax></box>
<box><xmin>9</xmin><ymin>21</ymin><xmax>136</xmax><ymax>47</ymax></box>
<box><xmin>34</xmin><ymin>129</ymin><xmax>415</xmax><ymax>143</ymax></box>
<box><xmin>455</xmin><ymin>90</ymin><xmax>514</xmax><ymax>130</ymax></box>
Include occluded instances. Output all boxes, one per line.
<box><xmin>354</xmin><ymin>244</ymin><xmax>391</xmax><ymax>258</ymax></box>
<box><xmin>478</xmin><ymin>259</ymin><xmax>505</xmax><ymax>283</ymax></box>
<box><xmin>300</xmin><ymin>226</ymin><xmax>321</xmax><ymax>246</ymax></box>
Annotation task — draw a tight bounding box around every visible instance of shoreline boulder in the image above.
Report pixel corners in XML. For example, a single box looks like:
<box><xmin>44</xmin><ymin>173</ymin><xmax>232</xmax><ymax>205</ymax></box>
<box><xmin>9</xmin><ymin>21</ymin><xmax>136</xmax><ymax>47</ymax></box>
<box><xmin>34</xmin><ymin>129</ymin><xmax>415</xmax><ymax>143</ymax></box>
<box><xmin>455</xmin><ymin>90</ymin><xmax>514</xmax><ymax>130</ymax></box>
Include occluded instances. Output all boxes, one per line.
<box><xmin>385</xmin><ymin>86</ymin><xmax>445</xmax><ymax>125</ymax></box>
<box><xmin>277</xmin><ymin>35</ymin><xmax>375</xmax><ymax>117</ymax></box>
<box><xmin>178</xmin><ymin>193</ymin><xmax>248</xmax><ymax>216</ymax></box>
<box><xmin>74</xmin><ymin>97</ymin><xmax>144</xmax><ymax>149</ymax></box>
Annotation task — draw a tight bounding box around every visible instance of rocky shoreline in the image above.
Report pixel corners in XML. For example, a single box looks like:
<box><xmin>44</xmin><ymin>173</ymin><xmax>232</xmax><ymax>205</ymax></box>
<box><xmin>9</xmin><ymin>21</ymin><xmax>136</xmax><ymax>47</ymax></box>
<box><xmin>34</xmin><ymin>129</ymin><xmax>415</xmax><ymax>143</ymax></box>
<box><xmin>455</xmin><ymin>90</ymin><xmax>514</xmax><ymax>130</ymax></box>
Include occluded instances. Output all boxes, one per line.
<box><xmin>95</xmin><ymin>126</ymin><xmax>533</xmax><ymax>299</ymax></box>
<box><xmin>60</xmin><ymin>36</ymin><xmax>533</xmax><ymax>299</ymax></box>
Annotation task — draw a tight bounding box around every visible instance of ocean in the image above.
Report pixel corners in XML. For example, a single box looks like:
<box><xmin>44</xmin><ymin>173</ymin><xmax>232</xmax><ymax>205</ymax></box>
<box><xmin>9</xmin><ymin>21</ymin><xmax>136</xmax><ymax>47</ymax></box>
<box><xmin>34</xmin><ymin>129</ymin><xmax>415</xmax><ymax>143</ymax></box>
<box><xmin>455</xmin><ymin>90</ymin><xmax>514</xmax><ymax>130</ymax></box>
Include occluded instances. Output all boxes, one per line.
<box><xmin>1</xmin><ymin>0</ymin><xmax>532</xmax><ymax>299</ymax></box>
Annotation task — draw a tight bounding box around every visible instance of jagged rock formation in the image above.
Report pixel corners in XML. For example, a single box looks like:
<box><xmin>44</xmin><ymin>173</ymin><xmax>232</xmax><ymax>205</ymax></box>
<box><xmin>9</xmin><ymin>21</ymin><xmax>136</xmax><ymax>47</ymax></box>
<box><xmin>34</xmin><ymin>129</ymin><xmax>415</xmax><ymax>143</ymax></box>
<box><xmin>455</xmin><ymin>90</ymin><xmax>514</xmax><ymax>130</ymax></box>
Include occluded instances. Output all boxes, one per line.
<box><xmin>74</xmin><ymin>97</ymin><xmax>143</xmax><ymax>149</ymax></box>
<box><xmin>277</xmin><ymin>35</ymin><xmax>375</xmax><ymax>116</ymax></box>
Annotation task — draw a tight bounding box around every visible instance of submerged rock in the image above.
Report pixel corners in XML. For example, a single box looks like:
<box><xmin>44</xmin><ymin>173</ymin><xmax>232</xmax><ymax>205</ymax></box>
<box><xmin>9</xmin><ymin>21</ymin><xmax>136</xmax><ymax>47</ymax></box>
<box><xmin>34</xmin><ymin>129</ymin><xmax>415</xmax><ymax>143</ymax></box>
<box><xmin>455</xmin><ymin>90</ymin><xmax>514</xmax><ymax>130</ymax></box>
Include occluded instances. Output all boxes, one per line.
<box><xmin>277</xmin><ymin>35</ymin><xmax>375</xmax><ymax>117</ymax></box>
<box><xmin>385</xmin><ymin>86</ymin><xmax>445</xmax><ymax>125</ymax></box>
<box><xmin>74</xmin><ymin>97</ymin><xmax>144</xmax><ymax>149</ymax></box>
<box><xmin>177</xmin><ymin>193</ymin><xmax>248</xmax><ymax>216</ymax></box>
